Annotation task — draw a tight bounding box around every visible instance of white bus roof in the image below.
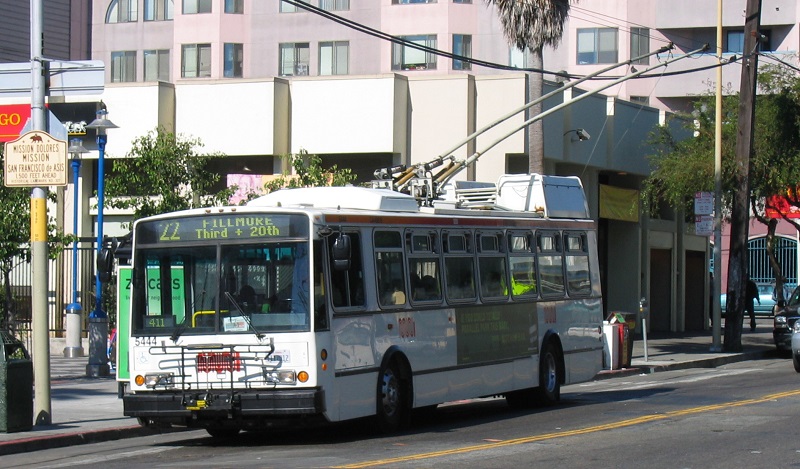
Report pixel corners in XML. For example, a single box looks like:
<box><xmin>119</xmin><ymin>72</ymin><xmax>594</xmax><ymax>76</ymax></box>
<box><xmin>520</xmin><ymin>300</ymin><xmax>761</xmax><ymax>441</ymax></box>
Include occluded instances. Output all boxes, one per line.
<box><xmin>247</xmin><ymin>174</ymin><xmax>590</xmax><ymax>220</ymax></box>
<box><xmin>248</xmin><ymin>186</ymin><xmax>420</xmax><ymax>213</ymax></box>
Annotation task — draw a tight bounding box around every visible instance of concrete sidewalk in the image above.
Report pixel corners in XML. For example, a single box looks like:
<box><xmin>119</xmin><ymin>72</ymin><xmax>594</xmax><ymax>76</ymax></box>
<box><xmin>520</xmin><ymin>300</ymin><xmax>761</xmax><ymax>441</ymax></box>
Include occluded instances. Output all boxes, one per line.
<box><xmin>0</xmin><ymin>326</ymin><xmax>780</xmax><ymax>456</ymax></box>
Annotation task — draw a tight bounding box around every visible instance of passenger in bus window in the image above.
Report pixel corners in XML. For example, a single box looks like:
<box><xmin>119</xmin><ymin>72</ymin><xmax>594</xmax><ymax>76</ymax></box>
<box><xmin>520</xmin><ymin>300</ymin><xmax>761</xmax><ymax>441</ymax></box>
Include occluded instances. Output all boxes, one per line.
<box><xmin>421</xmin><ymin>275</ymin><xmax>440</xmax><ymax>300</ymax></box>
<box><xmin>391</xmin><ymin>281</ymin><xmax>406</xmax><ymax>305</ymax></box>
<box><xmin>239</xmin><ymin>284</ymin><xmax>257</xmax><ymax>312</ymax></box>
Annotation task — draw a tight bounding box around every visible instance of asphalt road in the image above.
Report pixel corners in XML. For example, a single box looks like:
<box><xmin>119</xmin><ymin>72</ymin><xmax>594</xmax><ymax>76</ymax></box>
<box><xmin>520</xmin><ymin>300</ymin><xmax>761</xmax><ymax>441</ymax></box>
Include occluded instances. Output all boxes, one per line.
<box><xmin>7</xmin><ymin>357</ymin><xmax>800</xmax><ymax>469</ymax></box>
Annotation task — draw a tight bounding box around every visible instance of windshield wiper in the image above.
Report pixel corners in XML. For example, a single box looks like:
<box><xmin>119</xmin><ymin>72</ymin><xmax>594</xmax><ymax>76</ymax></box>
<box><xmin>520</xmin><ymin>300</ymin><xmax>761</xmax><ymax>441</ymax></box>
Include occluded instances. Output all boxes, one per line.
<box><xmin>225</xmin><ymin>291</ymin><xmax>265</xmax><ymax>340</ymax></box>
<box><xmin>170</xmin><ymin>316</ymin><xmax>189</xmax><ymax>343</ymax></box>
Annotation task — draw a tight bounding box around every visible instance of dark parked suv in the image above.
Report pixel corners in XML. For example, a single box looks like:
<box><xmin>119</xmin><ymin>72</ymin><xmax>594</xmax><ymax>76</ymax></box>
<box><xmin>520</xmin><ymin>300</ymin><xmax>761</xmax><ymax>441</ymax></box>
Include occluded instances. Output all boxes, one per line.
<box><xmin>773</xmin><ymin>285</ymin><xmax>800</xmax><ymax>351</ymax></box>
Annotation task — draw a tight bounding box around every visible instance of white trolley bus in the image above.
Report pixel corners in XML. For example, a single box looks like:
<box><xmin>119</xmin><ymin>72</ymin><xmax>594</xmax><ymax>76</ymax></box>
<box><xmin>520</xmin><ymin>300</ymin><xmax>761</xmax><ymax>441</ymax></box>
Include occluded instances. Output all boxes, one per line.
<box><xmin>120</xmin><ymin>174</ymin><xmax>604</xmax><ymax>437</ymax></box>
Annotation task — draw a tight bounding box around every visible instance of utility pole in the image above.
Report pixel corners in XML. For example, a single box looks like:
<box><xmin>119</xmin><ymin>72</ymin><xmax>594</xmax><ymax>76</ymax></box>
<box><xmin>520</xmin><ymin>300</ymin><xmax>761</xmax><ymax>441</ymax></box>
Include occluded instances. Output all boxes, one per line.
<box><xmin>711</xmin><ymin>0</ymin><xmax>723</xmax><ymax>353</ymax></box>
<box><xmin>30</xmin><ymin>0</ymin><xmax>52</xmax><ymax>424</ymax></box>
<box><xmin>724</xmin><ymin>0</ymin><xmax>762</xmax><ymax>352</ymax></box>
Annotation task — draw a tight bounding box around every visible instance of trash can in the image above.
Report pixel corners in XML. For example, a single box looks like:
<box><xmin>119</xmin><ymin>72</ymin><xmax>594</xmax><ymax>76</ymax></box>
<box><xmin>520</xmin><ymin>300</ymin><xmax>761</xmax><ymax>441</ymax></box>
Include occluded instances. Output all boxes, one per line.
<box><xmin>602</xmin><ymin>321</ymin><xmax>623</xmax><ymax>370</ymax></box>
<box><xmin>0</xmin><ymin>331</ymin><xmax>33</xmax><ymax>432</ymax></box>
<box><xmin>609</xmin><ymin>311</ymin><xmax>636</xmax><ymax>368</ymax></box>
<box><xmin>618</xmin><ymin>323</ymin><xmax>631</xmax><ymax>368</ymax></box>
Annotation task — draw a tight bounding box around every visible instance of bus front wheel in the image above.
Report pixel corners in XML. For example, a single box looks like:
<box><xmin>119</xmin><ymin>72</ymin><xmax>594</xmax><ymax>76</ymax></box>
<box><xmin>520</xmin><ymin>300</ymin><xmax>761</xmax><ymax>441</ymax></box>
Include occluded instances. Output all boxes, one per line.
<box><xmin>376</xmin><ymin>362</ymin><xmax>409</xmax><ymax>433</ymax></box>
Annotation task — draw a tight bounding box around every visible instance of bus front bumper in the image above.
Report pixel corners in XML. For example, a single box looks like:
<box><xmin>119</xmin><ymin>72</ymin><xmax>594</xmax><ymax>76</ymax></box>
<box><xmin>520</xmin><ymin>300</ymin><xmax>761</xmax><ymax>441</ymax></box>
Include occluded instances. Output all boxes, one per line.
<box><xmin>124</xmin><ymin>388</ymin><xmax>325</xmax><ymax>422</ymax></box>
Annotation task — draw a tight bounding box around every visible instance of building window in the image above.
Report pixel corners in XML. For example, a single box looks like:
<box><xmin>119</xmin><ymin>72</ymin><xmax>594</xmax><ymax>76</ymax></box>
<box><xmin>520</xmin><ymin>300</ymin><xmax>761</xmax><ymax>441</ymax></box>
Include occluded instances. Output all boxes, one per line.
<box><xmin>726</xmin><ymin>31</ymin><xmax>744</xmax><ymax>54</ymax></box>
<box><xmin>144</xmin><ymin>49</ymin><xmax>170</xmax><ymax>81</ymax></box>
<box><xmin>577</xmin><ymin>28</ymin><xmax>618</xmax><ymax>64</ymax></box>
<box><xmin>452</xmin><ymin>34</ymin><xmax>472</xmax><ymax>70</ymax></box>
<box><xmin>106</xmin><ymin>0</ymin><xmax>138</xmax><ymax>23</ymax></box>
<box><xmin>392</xmin><ymin>0</ymin><xmax>437</xmax><ymax>4</ymax></box>
<box><xmin>144</xmin><ymin>0</ymin><xmax>173</xmax><ymax>20</ymax></box>
<box><xmin>183</xmin><ymin>0</ymin><xmax>211</xmax><ymax>14</ymax></box>
<box><xmin>509</xmin><ymin>47</ymin><xmax>527</xmax><ymax>68</ymax></box>
<box><xmin>111</xmin><ymin>51</ymin><xmax>136</xmax><ymax>83</ymax></box>
<box><xmin>630</xmin><ymin>27</ymin><xmax>649</xmax><ymax>65</ymax></box>
<box><xmin>224</xmin><ymin>43</ymin><xmax>244</xmax><ymax>78</ymax></box>
<box><xmin>630</xmin><ymin>96</ymin><xmax>649</xmax><ymax>106</ymax></box>
<box><xmin>280</xmin><ymin>0</ymin><xmax>308</xmax><ymax>12</ymax></box>
<box><xmin>320</xmin><ymin>0</ymin><xmax>349</xmax><ymax>10</ymax></box>
<box><xmin>726</xmin><ymin>29</ymin><xmax>772</xmax><ymax>53</ymax></box>
<box><xmin>392</xmin><ymin>35</ymin><xmax>437</xmax><ymax>71</ymax></box>
<box><xmin>319</xmin><ymin>41</ymin><xmax>349</xmax><ymax>75</ymax></box>
<box><xmin>453</xmin><ymin>0</ymin><xmax>471</xmax><ymax>3</ymax></box>
<box><xmin>225</xmin><ymin>0</ymin><xmax>243</xmax><ymax>13</ymax></box>
<box><xmin>181</xmin><ymin>43</ymin><xmax>211</xmax><ymax>78</ymax></box>
<box><xmin>279</xmin><ymin>43</ymin><xmax>310</xmax><ymax>76</ymax></box>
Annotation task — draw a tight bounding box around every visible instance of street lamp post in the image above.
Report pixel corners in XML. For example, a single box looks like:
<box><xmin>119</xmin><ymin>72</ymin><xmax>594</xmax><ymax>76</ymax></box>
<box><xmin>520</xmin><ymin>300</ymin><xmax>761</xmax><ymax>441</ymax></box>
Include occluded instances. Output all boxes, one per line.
<box><xmin>64</xmin><ymin>138</ymin><xmax>88</xmax><ymax>358</ymax></box>
<box><xmin>85</xmin><ymin>107</ymin><xmax>118</xmax><ymax>377</ymax></box>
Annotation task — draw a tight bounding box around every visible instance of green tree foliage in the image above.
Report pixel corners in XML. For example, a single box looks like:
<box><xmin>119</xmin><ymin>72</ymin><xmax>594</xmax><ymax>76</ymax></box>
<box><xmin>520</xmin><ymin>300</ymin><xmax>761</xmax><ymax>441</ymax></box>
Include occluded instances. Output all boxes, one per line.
<box><xmin>643</xmin><ymin>63</ymin><xmax>800</xmax><ymax>309</ymax></box>
<box><xmin>644</xmin><ymin>63</ymin><xmax>800</xmax><ymax>221</ymax></box>
<box><xmin>643</xmin><ymin>90</ymin><xmax>739</xmax><ymax>217</ymax></box>
<box><xmin>262</xmin><ymin>150</ymin><xmax>355</xmax><ymax>195</ymax></box>
<box><xmin>0</xmin><ymin>146</ymin><xmax>72</xmax><ymax>331</ymax></box>
<box><xmin>104</xmin><ymin>127</ymin><xmax>234</xmax><ymax>226</ymax></box>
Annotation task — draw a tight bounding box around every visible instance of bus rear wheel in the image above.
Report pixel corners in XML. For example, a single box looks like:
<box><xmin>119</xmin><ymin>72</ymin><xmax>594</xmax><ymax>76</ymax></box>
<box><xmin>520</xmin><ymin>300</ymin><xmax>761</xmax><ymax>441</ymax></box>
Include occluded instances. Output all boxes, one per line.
<box><xmin>535</xmin><ymin>341</ymin><xmax>561</xmax><ymax>404</ymax></box>
<box><xmin>376</xmin><ymin>362</ymin><xmax>409</xmax><ymax>433</ymax></box>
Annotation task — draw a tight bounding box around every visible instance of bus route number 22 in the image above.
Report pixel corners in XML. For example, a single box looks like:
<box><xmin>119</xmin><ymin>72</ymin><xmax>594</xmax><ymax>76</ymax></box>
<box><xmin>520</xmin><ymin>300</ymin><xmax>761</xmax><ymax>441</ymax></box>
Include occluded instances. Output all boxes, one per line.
<box><xmin>398</xmin><ymin>317</ymin><xmax>416</xmax><ymax>339</ymax></box>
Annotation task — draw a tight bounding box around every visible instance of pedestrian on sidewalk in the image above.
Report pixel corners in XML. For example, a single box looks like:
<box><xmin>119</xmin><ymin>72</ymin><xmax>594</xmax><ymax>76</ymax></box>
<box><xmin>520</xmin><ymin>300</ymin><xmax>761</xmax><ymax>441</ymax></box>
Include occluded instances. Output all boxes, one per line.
<box><xmin>746</xmin><ymin>277</ymin><xmax>760</xmax><ymax>332</ymax></box>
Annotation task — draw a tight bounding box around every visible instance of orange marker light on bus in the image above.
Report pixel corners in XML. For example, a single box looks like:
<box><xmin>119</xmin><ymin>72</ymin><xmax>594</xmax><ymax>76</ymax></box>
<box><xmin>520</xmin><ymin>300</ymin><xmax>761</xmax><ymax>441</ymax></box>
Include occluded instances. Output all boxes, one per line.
<box><xmin>320</xmin><ymin>349</ymin><xmax>328</xmax><ymax>360</ymax></box>
<box><xmin>321</xmin><ymin>363</ymin><xmax>328</xmax><ymax>371</ymax></box>
<box><xmin>135</xmin><ymin>375</ymin><xmax>145</xmax><ymax>386</ymax></box>
<box><xmin>298</xmin><ymin>371</ymin><xmax>309</xmax><ymax>383</ymax></box>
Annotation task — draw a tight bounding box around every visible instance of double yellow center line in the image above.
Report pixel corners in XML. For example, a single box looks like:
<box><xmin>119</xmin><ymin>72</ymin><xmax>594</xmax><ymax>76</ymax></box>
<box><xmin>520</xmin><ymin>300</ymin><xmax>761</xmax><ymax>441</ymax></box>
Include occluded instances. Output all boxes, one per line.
<box><xmin>338</xmin><ymin>389</ymin><xmax>800</xmax><ymax>468</ymax></box>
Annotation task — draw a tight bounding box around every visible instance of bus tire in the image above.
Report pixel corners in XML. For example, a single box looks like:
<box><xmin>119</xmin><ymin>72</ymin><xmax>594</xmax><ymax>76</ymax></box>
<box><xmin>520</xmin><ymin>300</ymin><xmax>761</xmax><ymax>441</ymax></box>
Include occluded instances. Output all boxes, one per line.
<box><xmin>376</xmin><ymin>361</ymin><xmax>410</xmax><ymax>433</ymax></box>
<box><xmin>535</xmin><ymin>341</ymin><xmax>562</xmax><ymax>405</ymax></box>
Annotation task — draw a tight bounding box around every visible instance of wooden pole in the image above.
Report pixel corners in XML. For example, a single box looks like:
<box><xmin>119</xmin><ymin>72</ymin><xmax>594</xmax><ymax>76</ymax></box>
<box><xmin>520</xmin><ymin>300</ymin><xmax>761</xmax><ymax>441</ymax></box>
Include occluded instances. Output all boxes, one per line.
<box><xmin>724</xmin><ymin>0</ymin><xmax>762</xmax><ymax>352</ymax></box>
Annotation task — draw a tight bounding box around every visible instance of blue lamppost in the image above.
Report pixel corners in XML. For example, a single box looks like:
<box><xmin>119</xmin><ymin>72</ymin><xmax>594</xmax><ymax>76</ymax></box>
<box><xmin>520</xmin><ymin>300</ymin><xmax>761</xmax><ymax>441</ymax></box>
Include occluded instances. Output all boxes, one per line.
<box><xmin>85</xmin><ymin>106</ymin><xmax>118</xmax><ymax>377</ymax></box>
<box><xmin>64</xmin><ymin>138</ymin><xmax>88</xmax><ymax>358</ymax></box>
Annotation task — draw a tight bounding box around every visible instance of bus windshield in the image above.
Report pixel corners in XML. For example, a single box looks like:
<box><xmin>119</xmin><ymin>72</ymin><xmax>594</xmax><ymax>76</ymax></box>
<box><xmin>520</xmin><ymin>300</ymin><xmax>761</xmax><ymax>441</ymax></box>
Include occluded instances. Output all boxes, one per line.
<box><xmin>131</xmin><ymin>241</ymin><xmax>311</xmax><ymax>337</ymax></box>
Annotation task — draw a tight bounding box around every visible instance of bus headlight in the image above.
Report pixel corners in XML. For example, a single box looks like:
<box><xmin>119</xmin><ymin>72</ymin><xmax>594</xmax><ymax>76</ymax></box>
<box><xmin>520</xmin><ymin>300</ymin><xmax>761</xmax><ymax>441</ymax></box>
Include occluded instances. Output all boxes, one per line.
<box><xmin>143</xmin><ymin>373</ymin><xmax>175</xmax><ymax>389</ymax></box>
<box><xmin>264</xmin><ymin>370</ymin><xmax>296</xmax><ymax>384</ymax></box>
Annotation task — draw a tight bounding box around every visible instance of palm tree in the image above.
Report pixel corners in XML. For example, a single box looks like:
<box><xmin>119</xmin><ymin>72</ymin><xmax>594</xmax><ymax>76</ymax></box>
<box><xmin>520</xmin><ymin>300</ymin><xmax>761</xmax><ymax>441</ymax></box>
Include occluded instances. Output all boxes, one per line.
<box><xmin>486</xmin><ymin>0</ymin><xmax>572</xmax><ymax>174</ymax></box>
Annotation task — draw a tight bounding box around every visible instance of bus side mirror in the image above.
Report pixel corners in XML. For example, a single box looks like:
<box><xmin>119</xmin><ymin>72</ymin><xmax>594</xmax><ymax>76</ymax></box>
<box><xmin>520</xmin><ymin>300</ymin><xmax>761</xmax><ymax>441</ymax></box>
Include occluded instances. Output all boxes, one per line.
<box><xmin>97</xmin><ymin>248</ymin><xmax>113</xmax><ymax>283</ymax></box>
<box><xmin>332</xmin><ymin>234</ymin><xmax>351</xmax><ymax>271</ymax></box>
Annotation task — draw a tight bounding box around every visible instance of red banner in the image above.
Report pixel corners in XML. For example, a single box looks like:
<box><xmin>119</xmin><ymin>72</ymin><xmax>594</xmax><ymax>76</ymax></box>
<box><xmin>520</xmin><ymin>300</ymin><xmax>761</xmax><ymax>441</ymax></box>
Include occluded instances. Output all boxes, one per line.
<box><xmin>0</xmin><ymin>104</ymin><xmax>31</xmax><ymax>143</ymax></box>
<box><xmin>766</xmin><ymin>194</ymin><xmax>800</xmax><ymax>219</ymax></box>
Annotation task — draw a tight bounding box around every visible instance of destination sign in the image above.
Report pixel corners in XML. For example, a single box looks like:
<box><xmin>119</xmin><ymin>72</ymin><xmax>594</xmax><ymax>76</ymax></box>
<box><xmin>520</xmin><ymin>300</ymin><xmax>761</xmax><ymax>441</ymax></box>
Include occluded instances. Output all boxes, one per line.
<box><xmin>136</xmin><ymin>213</ymin><xmax>308</xmax><ymax>244</ymax></box>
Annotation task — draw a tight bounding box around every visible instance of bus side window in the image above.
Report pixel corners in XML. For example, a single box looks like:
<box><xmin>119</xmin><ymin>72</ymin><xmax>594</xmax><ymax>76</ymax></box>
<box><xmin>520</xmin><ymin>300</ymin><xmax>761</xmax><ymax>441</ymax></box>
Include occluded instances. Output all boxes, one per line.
<box><xmin>565</xmin><ymin>232</ymin><xmax>591</xmax><ymax>296</ymax></box>
<box><xmin>443</xmin><ymin>231</ymin><xmax>476</xmax><ymax>301</ymax></box>
<box><xmin>328</xmin><ymin>232</ymin><xmax>365</xmax><ymax>310</ymax></box>
<box><xmin>477</xmin><ymin>232</ymin><xmax>508</xmax><ymax>300</ymax></box>
<box><xmin>375</xmin><ymin>231</ymin><xmax>406</xmax><ymax>308</ymax></box>
<box><xmin>508</xmin><ymin>232</ymin><xmax>537</xmax><ymax>298</ymax></box>
<box><xmin>538</xmin><ymin>231</ymin><xmax>565</xmax><ymax>297</ymax></box>
<box><xmin>407</xmin><ymin>231</ymin><xmax>442</xmax><ymax>303</ymax></box>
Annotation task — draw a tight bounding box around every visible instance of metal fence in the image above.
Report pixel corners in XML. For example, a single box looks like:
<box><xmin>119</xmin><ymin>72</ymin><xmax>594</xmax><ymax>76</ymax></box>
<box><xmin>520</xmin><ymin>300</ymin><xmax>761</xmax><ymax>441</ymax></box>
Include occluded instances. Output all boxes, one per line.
<box><xmin>4</xmin><ymin>238</ymin><xmax>98</xmax><ymax>353</ymax></box>
<box><xmin>748</xmin><ymin>235</ymin><xmax>798</xmax><ymax>285</ymax></box>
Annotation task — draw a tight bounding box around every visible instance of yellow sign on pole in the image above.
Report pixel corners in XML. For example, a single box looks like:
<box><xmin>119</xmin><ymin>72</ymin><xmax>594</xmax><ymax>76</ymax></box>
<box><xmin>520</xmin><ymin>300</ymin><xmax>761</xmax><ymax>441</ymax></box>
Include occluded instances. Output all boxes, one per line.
<box><xmin>3</xmin><ymin>130</ymin><xmax>67</xmax><ymax>187</ymax></box>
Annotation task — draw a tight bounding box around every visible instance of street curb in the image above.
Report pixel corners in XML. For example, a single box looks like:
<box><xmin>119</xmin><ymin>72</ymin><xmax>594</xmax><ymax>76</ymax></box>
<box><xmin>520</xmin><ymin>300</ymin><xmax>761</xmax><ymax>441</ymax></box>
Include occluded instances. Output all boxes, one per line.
<box><xmin>593</xmin><ymin>349</ymin><xmax>776</xmax><ymax>381</ymax></box>
<box><xmin>0</xmin><ymin>425</ymin><xmax>187</xmax><ymax>457</ymax></box>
